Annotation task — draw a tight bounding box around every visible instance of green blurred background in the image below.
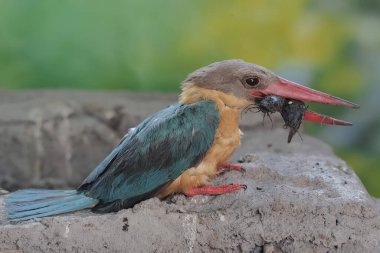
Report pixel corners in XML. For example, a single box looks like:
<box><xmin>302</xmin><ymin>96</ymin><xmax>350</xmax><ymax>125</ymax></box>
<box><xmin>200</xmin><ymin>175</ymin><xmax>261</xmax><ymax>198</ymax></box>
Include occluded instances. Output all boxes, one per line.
<box><xmin>0</xmin><ymin>0</ymin><xmax>379</xmax><ymax>197</ymax></box>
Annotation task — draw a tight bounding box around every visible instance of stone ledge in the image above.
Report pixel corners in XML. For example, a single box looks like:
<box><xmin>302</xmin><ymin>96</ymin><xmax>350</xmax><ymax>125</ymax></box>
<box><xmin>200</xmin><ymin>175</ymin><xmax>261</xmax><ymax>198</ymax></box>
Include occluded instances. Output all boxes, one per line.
<box><xmin>1</xmin><ymin>130</ymin><xmax>379</xmax><ymax>252</ymax></box>
<box><xmin>0</xmin><ymin>91</ymin><xmax>379</xmax><ymax>252</ymax></box>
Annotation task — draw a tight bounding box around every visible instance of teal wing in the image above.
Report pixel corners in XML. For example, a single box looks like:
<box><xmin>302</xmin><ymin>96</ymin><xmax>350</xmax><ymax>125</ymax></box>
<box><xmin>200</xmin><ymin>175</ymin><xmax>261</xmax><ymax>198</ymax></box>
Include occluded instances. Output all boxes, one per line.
<box><xmin>78</xmin><ymin>100</ymin><xmax>220</xmax><ymax>212</ymax></box>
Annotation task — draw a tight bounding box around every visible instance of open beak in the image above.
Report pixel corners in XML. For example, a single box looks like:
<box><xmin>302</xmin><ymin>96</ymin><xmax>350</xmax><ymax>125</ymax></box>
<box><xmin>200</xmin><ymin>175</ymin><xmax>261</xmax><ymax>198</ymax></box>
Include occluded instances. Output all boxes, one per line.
<box><xmin>250</xmin><ymin>77</ymin><xmax>359</xmax><ymax>125</ymax></box>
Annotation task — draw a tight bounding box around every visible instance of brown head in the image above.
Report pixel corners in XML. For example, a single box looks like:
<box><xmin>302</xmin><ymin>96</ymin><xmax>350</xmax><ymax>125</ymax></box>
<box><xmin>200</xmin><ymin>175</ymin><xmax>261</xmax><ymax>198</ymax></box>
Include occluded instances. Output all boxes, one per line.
<box><xmin>181</xmin><ymin>59</ymin><xmax>359</xmax><ymax>125</ymax></box>
<box><xmin>182</xmin><ymin>59</ymin><xmax>278</xmax><ymax>102</ymax></box>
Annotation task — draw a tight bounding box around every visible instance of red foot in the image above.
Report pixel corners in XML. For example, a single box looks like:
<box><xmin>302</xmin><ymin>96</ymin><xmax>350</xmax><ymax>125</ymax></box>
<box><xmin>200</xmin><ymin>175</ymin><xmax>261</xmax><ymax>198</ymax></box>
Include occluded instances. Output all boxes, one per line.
<box><xmin>218</xmin><ymin>163</ymin><xmax>246</xmax><ymax>174</ymax></box>
<box><xmin>185</xmin><ymin>184</ymin><xmax>247</xmax><ymax>197</ymax></box>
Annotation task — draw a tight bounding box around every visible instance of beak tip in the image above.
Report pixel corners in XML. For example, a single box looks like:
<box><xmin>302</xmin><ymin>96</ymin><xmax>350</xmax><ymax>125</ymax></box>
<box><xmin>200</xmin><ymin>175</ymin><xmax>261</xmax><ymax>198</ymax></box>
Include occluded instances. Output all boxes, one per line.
<box><xmin>304</xmin><ymin>110</ymin><xmax>354</xmax><ymax>126</ymax></box>
<box><xmin>345</xmin><ymin>100</ymin><xmax>360</xmax><ymax>109</ymax></box>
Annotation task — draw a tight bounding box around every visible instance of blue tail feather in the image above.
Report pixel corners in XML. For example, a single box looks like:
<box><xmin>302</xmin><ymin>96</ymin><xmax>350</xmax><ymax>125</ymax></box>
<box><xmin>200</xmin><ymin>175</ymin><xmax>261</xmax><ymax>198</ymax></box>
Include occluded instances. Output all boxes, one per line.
<box><xmin>6</xmin><ymin>189</ymin><xmax>76</xmax><ymax>203</ymax></box>
<box><xmin>5</xmin><ymin>189</ymin><xmax>98</xmax><ymax>221</ymax></box>
<box><xmin>7</xmin><ymin>194</ymin><xmax>83</xmax><ymax>213</ymax></box>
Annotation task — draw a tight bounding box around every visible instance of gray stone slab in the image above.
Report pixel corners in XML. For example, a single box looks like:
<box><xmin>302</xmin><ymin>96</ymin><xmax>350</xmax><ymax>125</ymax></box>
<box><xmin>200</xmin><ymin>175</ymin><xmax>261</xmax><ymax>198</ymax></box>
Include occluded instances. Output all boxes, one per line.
<box><xmin>0</xmin><ymin>91</ymin><xmax>378</xmax><ymax>252</ymax></box>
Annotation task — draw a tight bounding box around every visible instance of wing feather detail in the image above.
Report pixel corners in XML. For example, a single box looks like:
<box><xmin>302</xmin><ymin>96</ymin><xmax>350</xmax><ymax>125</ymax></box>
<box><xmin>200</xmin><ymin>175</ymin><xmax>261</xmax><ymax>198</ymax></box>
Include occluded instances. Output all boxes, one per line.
<box><xmin>78</xmin><ymin>100</ymin><xmax>219</xmax><ymax>211</ymax></box>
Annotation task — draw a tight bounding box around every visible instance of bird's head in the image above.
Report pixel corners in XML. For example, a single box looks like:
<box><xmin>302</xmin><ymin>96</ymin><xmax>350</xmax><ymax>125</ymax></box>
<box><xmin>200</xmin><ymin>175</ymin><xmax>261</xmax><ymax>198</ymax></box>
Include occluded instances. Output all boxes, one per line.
<box><xmin>182</xmin><ymin>59</ymin><xmax>359</xmax><ymax>125</ymax></box>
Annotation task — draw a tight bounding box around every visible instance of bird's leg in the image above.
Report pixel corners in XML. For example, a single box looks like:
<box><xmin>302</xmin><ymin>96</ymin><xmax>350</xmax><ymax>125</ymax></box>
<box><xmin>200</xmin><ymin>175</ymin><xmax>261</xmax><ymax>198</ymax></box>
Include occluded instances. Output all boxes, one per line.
<box><xmin>217</xmin><ymin>163</ymin><xmax>246</xmax><ymax>175</ymax></box>
<box><xmin>185</xmin><ymin>184</ymin><xmax>247</xmax><ymax>197</ymax></box>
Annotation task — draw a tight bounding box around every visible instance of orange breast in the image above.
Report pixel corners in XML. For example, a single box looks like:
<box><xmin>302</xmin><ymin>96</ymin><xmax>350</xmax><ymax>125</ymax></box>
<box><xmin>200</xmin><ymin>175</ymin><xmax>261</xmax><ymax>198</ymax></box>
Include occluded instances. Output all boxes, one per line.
<box><xmin>157</xmin><ymin>86</ymin><xmax>251</xmax><ymax>198</ymax></box>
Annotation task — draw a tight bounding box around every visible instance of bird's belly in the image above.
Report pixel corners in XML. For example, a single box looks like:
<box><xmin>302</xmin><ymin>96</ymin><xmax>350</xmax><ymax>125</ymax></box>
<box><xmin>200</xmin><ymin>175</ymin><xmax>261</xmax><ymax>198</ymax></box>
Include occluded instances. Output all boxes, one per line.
<box><xmin>215</xmin><ymin>132</ymin><xmax>240</xmax><ymax>160</ymax></box>
<box><xmin>157</xmin><ymin>128</ymin><xmax>242</xmax><ymax>198</ymax></box>
<box><xmin>157</xmin><ymin>101</ymin><xmax>244</xmax><ymax>198</ymax></box>
<box><xmin>212</xmin><ymin>130</ymin><xmax>242</xmax><ymax>163</ymax></box>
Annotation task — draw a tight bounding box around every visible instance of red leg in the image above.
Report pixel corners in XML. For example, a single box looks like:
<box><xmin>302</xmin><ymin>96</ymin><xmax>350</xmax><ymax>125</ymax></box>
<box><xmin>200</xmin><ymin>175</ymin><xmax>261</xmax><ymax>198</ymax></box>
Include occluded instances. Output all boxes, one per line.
<box><xmin>185</xmin><ymin>184</ymin><xmax>247</xmax><ymax>197</ymax></box>
<box><xmin>218</xmin><ymin>163</ymin><xmax>246</xmax><ymax>174</ymax></box>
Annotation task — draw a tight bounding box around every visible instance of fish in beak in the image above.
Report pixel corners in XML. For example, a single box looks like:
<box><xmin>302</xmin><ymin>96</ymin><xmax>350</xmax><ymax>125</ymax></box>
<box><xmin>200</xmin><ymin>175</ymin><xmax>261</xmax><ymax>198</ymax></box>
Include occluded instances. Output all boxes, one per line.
<box><xmin>251</xmin><ymin>76</ymin><xmax>360</xmax><ymax>142</ymax></box>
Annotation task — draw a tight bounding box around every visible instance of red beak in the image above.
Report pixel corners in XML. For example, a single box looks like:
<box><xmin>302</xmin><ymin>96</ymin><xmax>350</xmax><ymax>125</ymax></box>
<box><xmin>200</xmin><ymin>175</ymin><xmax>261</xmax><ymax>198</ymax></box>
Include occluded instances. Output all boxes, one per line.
<box><xmin>250</xmin><ymin>77</ymin><xmax>359</xmax><ymax>125</ymax></box>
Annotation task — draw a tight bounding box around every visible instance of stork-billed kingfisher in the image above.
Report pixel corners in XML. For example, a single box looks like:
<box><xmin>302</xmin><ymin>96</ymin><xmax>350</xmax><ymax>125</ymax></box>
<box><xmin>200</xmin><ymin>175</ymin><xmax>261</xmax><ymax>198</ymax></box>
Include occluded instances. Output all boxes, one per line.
<box><xmin>5</xmin><ymin>60</ymin><xmax>359</xmax><ymax>220</ymax></box>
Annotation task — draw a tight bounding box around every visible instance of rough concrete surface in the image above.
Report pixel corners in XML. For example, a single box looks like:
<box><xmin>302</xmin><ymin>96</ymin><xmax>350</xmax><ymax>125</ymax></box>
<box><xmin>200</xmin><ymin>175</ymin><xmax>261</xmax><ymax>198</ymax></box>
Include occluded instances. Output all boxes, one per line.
<box><xmin>0</xmin><ymin>91</ymin><xmax>379</xmax><ymax>252</ymax></box>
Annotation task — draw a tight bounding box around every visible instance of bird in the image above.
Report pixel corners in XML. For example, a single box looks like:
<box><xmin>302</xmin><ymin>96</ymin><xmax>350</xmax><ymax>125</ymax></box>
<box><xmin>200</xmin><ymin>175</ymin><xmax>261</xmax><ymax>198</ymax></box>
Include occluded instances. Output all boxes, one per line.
<box><xmin>4</xmin><ymin>59</ymin><xmax>359</xmax><ymax>220</ymax></box>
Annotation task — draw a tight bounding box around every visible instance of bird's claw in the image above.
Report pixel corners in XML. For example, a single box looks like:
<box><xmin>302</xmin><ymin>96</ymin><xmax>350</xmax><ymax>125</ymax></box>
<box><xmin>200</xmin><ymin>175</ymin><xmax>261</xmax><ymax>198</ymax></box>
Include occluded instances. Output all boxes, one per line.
<box><xmin>218</xmin><ymin>163</ymin><xmax>246</xmax><ymax>174</ymax></box>
<box><xmin>229</xmin><ymin>183</ymin><xmax>247</xmax><ymax>189</ymax></box>
<box><xmin>185</xmin><ymin>184</ymin><xmax>247</xmax><ymax>196</ymax></box>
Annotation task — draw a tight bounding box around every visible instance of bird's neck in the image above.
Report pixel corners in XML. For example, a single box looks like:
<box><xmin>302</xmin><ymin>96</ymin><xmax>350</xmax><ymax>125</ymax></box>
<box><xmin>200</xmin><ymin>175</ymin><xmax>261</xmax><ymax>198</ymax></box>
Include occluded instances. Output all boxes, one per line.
<box><xmin>179</xmin><ymin>86</ymin><xmax>251</xmax><ymax>112</ymax></box>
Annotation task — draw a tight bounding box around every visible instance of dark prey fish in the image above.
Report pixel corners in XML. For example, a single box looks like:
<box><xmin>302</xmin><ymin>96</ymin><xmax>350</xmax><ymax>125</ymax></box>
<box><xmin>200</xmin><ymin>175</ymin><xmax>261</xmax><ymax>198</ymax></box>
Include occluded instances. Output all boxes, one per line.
<box><xmin>255</xmin><ymin>95</ymin><xmax>306</xmax><ymax>143</ymax></box>
<box><xmin>280</xmin><ymin>99</ymin><xmax>306</xmax><ymax>143</ymax></box>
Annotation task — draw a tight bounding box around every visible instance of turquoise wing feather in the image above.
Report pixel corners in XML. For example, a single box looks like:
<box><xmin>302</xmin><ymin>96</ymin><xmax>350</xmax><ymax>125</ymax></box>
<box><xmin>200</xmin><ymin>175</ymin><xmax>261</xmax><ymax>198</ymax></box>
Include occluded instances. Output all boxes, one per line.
<box><xmin>78</xmin><ymin>100</ymin><xmax>219</xmax><ymax>212</ymax></box>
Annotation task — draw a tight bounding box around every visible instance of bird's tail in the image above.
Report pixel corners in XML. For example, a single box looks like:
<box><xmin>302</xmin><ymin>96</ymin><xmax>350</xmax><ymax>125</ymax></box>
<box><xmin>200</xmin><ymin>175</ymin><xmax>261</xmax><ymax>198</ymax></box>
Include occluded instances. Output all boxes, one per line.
<box><xmin>5</xmin><ymin>189</ymin><xmax>98</xmax><ymax>221</ymax></box>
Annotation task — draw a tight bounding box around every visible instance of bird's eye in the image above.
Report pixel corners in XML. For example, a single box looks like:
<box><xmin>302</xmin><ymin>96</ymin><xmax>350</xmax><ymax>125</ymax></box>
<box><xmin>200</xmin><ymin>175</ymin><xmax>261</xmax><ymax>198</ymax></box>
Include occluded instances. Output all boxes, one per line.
<box><xmin>245</xmin><ymin>77</ymin><xmax>260</xmax><ymax>87</ymax></box>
